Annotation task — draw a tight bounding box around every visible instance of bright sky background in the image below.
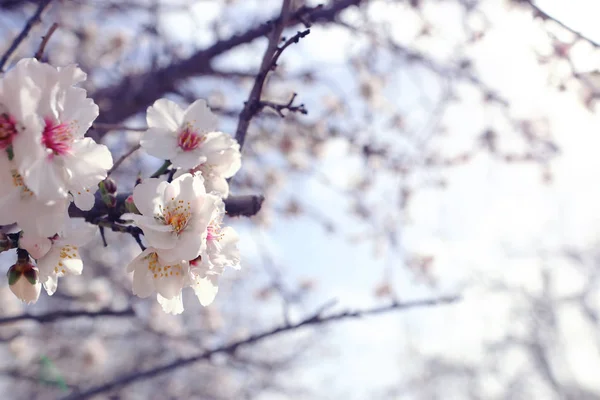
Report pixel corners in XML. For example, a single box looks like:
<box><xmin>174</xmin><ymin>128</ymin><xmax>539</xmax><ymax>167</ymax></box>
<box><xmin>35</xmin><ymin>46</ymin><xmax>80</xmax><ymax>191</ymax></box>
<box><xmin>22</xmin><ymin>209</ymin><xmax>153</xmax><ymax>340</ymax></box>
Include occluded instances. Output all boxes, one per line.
<box><xmin>153</xmin><ymin>1</ymin><xmax>600</xmax><ymax>398</ymax></box>
<box><xmin>2</xmin><ymin>1</ymin><xmax>599</xmax><ymax>398</ymax></box>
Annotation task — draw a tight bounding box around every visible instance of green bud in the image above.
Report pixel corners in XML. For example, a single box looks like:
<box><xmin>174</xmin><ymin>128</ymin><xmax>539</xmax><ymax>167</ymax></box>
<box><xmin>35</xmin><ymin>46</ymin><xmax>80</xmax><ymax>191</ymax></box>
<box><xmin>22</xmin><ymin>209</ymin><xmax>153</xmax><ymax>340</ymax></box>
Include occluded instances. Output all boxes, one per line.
<box><xmin>125</xmin><ymin>195</ymin><xmax>140</xmax><ymax>214</ymax></box>
<box><xmin>7</xmin><ymin>266</ymin><xmax>21</xmax><ymax>285</ymax></box>
<box><xmin>99</xmin><ymin>178</ymin><xmax>117</xmax><ymax>194</ymax></box>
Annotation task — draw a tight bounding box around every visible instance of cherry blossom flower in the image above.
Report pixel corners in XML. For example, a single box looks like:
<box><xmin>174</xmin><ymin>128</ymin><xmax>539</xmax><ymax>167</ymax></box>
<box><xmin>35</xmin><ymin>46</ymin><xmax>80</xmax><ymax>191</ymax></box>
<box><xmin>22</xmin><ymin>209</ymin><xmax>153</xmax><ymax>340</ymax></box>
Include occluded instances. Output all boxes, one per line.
<box><xmin>19</xmin><ymin>219</ymin><xmax>96</xmax><ymax>295</ymax></box>
<box><xmin>141</xmin><ymin>98</ymin><xmax>239</xmax><ymax>172</ymax></box>
<box><xmin>126</xmin><ymin>248</ymin><xmax>189</xmax><ymax>315</ymax></box>
<box><xmin>123</xmin><ymin>173</ymin><xmax>213</xmax><ymax>263</ymax></box>
<box><xmin>0</xmin><ymin>152</ymin><xmax>69</xmax><ymax>237</ymax></box>
<box><xmin>3</xmin><ymin>58</ymin><xmax>112</xmax><ymax>209</ymax></box>
<box><xmin>190</xmin><ymin>196</ymin><xmax>240</xmax><ymax>306</ymax></box>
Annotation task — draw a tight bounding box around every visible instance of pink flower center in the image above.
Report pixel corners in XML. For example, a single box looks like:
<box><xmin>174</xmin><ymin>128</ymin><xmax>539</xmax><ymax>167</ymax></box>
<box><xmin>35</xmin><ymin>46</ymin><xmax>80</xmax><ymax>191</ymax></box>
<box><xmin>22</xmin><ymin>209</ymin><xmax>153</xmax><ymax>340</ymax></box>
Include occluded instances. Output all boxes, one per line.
<box><xmin>42</xmin><ymin>118</ymin><xmax>73</xmax><ymax>156</ymax></box>
<box><xmin>0</xmin><ymin>114</ymin><xmax>17</xmax><ymax>149</ymax></box>
<box><xmin>177</xmin><ymin>128</ymin><xmax>204</xmax><ymax>152</ymax></box>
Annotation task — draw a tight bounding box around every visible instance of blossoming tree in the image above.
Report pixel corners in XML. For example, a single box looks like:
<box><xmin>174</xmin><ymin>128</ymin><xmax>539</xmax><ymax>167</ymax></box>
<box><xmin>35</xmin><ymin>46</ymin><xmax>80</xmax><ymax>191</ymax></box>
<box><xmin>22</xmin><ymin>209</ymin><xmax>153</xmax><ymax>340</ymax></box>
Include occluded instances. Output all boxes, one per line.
<box><xmin>0</xmin><ymin>0</ymin><xmax>598</xmax><ymax>398</ymax></box>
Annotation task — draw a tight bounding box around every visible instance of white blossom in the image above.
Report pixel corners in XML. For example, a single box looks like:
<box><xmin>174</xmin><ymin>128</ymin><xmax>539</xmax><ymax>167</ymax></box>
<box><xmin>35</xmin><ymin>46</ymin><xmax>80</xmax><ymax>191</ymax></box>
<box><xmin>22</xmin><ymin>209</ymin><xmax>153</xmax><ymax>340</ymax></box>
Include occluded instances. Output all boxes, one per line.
<box><xmin>126</xmin><ymin>248</ymin><xmax>188</xmax><ymax>315</ymax></box>
<box><xmin>190</xmin><ymin>196</ymin><xmax>240</xmax><ymax>306</ymax></box>
<box><xmin>123</xmin><ymin>173</ymin><xmax>213</xmax><ymax>263</ymax></box>
<box><xmin>141</xmin><ymin>98</ymin><xmax>240</xmax><ymax>175</ymax></box>
<box><xmin>0</xmin><ymin>152</ymin><xmax>69</xmax><ymax>237</ymax></box>
<box><xmin>2</xmin><ymin>58</ymin><xmax>112</xmax><ymax>209</ymax></box>
<box><xmin>20</xmin><ymin>219</ymin><xmax>96</xmax><ymax>295</ymax></box>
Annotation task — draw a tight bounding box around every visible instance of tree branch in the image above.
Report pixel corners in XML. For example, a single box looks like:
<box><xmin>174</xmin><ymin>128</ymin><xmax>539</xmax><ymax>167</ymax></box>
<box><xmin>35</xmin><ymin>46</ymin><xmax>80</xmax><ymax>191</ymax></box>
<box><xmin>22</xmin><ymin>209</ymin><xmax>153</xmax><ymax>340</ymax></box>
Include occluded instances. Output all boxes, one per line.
<box><xmin>34</xmin><ymin>22</ymin><xmax>58</xmax><ymax>61</ymax></box>
<box><xmin>234</xmin><ymin>0</ymin><xmax>294</xmax><ymax>150</ymax></box>
<box><xmin>0</xmin><ymin>307</ymin><xmax>135</xmax><ymax>325</ymax></box>
<box><xmin>0</xmin><ymin>0</ymin><xmax>54</xmax><ymax>71</ymax></box>
<box><xmin>89</xmin><ymin>0</ymin><xmax>363</xmax><ymax>140</ymax></box>
<box><xmin>62</xmin><ymin>295</ymin><xmax>460</xmax><ymax>400</ymax></box>
<box><xmin>521</xmin><ymin>0</ymin><xmax>600</xmax><ymax>48</ymax></box>
<box><xmin>68</xmin><ymin>193</ymin><xmax>265</xmax><ymax>221</ymax></box>
<box><xmin>236</xmin><ymin>29</ymin><xmax>311</xmax><ymax>147</ymax></box>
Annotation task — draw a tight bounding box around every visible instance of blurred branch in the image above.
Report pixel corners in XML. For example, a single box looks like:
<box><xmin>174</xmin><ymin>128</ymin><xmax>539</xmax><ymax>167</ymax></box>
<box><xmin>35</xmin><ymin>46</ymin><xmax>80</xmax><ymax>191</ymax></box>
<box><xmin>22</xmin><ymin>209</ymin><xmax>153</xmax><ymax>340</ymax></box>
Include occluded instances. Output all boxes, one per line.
<box><xmin>90</xmin><ymin>0</ymin><xmax>364</xmax><ymax>137</ymax></box>
<box><xmin>0</xmin><ymin>307</ymin><xmax>135</xmax><ymax>325</ymax></box>
<box><xmin>0</xmin><ymin>0</ymin><xmax>54</xmax><ymax>71</ymax></box>
<box><xmin>106</xmin><ymin>143</ymin><xmax>141</xmax><ymax>177</ymax></box>
<box><xmin>34</xmin><ymin>22</ymin><xmax>58</xmax><ymax>60</ymax></box>
<box><xmin>62</xmin><ymin>295</ymin><xmax>460</xmax><ymax>400</ymax></box>
<box><xmin>521</xmin><ymin>0</ymin><xmax>600</xmax><ymax>48</ymax></box>
<box><xmin>235</xmin><ymin>0</ymin><xmax>296</xmax><ymax>150</ymax></box>
<box><xmin>260</xmin><ymin>92</ymin><xmax>308</xmax><ymax>117</ymax></box>
<box><xmin>68</xmin><ymin>193</ymin><xmax>265</xmax><ymax>221</ymax></box>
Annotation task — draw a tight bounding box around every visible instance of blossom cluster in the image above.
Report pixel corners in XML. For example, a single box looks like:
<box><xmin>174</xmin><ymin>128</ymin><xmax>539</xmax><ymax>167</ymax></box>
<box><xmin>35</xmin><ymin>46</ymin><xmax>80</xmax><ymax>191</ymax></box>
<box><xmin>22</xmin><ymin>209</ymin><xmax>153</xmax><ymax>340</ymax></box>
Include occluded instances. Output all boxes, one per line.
<box><xmin>0</xmin><ymin>58</ymin><xmax>111</xmax><ymax>303</ymax></box>
<box><xmin>1</xmin><ymin>59</ymin><xmax>242</xmax><ymax>314</ymax></box>
<box><xmin>125</xmin><ymin>98</ymin><xmax>242</xmax><ymax>314</ymax></box>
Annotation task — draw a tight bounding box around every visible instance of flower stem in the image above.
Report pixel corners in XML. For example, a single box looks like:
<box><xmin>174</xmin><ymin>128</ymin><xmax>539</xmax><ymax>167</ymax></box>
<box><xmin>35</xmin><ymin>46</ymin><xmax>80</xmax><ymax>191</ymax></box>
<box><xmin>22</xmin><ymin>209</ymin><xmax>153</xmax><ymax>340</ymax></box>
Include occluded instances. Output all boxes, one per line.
<box><xmin>150</xmin><ymin>160</ymin><xmax>171</xmax><ymax>178</ymax></box>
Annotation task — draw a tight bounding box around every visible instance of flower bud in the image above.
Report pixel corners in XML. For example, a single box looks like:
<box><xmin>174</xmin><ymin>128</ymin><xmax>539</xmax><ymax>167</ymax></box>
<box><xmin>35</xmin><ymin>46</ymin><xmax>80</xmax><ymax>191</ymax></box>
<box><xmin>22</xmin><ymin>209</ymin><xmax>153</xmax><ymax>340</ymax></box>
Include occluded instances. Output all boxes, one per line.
<box><xmin>7</xmin><ymin>250</ymin><xmax>41</xmax><ymax>304</ymax></box>
<box><xmin>101</xmin><ymin>192</ymin><xmax>117</xmax><ymax>208</ymax></box>
<box><xmin>99</xmin><ymin>178</ymin><xmax>117</xmax><ymax>194</ymax></box>
<box><xmin>124</xmin><ymin>195</ymin><xmax>140</xmax><ymax>215</ymax></box>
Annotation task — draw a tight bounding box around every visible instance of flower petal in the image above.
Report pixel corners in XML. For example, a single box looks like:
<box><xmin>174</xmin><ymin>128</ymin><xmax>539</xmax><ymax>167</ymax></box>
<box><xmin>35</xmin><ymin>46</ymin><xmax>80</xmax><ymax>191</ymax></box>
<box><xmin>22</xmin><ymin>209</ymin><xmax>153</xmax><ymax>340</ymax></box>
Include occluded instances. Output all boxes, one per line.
<box><xmin>147</xmin><ymin>99</ymin><xmax>184</xmax><ymax>131</ymax></box>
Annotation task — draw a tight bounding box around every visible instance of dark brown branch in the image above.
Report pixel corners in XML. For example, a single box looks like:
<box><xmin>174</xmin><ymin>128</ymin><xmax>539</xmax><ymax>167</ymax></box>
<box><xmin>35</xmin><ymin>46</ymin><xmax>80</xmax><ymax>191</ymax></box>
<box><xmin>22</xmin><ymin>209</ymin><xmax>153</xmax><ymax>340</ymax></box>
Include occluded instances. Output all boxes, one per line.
<box><xmin>34</xmin><ymin>22</ymin><xmax>58</xmax><ymax>61</ymax></box>
<box><xmin>68</xmin><ymin>193</ymin><xmax>265</xmax><ymax>220</ymax></box>
<box><xmin>89</xmin><ymin>0</ymin><xmax>363</xmax><ymax>139</ymax></box>
<box><xmin>260</xmin><ymin>92</ymin><xmax>308</xmax><ymax>117</ymax></box>
<box><xmin>0</xmin><ymin>307</ymin><xmax>135</xmax><ymax>325</ymax></box>
<box><xmin>61</xmin><ymin>295</ymin><xmax>460</xmax><ymax>400</ymax></box>
<box><xmin>234</xmin><ymin>0</ymin><xmax>294</xmax><ymax>150</ymax></box>
<box><xmin>0</xmin><ymin>0</ymin><xmax>54</xmax><ymax>71</ymax></box>
<box><xmin>521</xmin><ymin>0</ymin><xmax>600</xmax><ymax>48</ymax></box>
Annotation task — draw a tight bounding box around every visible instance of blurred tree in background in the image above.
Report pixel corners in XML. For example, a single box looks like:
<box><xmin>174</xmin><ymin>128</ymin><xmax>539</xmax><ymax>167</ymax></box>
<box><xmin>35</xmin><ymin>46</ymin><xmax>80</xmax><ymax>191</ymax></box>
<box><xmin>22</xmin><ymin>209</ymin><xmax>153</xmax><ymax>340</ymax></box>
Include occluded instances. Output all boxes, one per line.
<box><xmin>0</xmin><ymin>0</ymin><xmax>599</xmax><ymax>399</ymax></box>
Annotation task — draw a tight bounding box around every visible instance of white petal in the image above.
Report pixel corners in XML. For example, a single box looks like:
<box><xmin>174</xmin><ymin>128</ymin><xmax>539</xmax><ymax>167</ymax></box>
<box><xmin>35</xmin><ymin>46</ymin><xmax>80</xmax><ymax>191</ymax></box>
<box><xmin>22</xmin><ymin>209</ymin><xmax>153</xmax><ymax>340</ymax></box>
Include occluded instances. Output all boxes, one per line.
<box><xmin>205</xmin><ymin>175</ymin><xmax>230</xmax><ymax>198</ymax></box>
<box><xmin>42</xmin><ymin>275</ymin><xmax>58</xmax><ymax>296</ymax></box>
<box><xmin>182</xmin><ymin>99</ymin><xmax>218</xmax><ymax>133</ymax></box>
<box><xmin>59</xmin><ymin>87</ymin><xmax>98</xmax><ymax>138</ymax></box>
<box><xmin>171</xmin><ymin>150</ymin><xmax>206</xmax><ymax>170</ymax></box>
<box><xmin>63</xmin><ymin>138</ymin><xmax>113</xmax><ymax>188</ymax></box>
<box><xmin>147</xmin><ymin>99</ymin><xmax>184</xmax><ymax>131</ymax></box>
<box><xmin>19</xmin><ymin>232</ymin><xmax>52</xmax><ymax>259</ymax></box>
<box><xmin>157</xmin><ymin>293</ymin><xmax>184</xmax><ymax>315</ymax></box>
<box><xmin>132</xmin><ymin>178</ymin><xmax>168</xmax><ymax>216</ymax></box>
<box><xmin>140</xmin><ymin>127</ymin><xmax>179</xmax><ymax>160</ymax></box>
<box><xmin>192</xmin><ymin>276</ymin><xmax>219</xmax><ymax>306</ymax></box>
<box><xmin>10</xmin><ymin>276</ymin><xmax>41</xmax><ymax>304</ymax></box>
<box><xmin>71</xmin><ymin>189</ymin><xmax>95</xmax><ymax>211</ymax></box>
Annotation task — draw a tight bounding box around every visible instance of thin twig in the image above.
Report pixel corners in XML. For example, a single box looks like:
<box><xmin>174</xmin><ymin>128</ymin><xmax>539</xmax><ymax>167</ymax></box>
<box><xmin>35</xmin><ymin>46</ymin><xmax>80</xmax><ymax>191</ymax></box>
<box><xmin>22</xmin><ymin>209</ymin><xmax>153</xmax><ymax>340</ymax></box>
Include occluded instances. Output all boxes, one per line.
<box><xmin>34</xmin><ymin>22</ymin><xmax>59</xmax><ymax>61</ymax></box>
<box><xmin>0</xmin><ymin>0</ymin><xmax>54</xmax><ymax>71</ymax></box>
<box><xmin>62</xmin><ymin>295</ymin><xmax>460</xmax><ymax>400</ymax></box>
<box><xmin>260</xmin><ymin>92</ymin><xmax>308</xmax><ymax>117</ymax></box>
<box><xmin>0</xmin><ymin>307</ymin><xmax>135</xmax><ymax>325</ymax></box>
<box><xmin>234</xmin><ymin>0</ymin><xmax>294</xmax><ymax>150</ymax></box>
<box><xmin>106</xmin><ymin>143</ymin><xmax>141</xmax><ymax>177</ymax></box>
<box><xmin>522</xmin><ymin>0</ymin><xmax>600</xmax><ymax>48</ymax></box>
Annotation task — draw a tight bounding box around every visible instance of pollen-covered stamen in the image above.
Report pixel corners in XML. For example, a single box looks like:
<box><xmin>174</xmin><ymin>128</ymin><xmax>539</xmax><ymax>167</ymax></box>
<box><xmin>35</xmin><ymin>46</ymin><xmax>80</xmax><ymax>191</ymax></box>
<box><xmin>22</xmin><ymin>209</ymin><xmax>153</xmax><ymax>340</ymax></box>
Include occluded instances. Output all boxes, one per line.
<box><xmin>0</xmin><ymin>113</ymin><xmax>17</xmax><ymax>149</ymax></box>
<box><xmin>145</xmin><ymin>252</ymin><xmax>183</xmax><ymax>279</ymax></box>
<box><xmin>157</xmin><ymin>198</ymin><xmax>193</xmax><ymax>234</ymax></box>
<box><xmin>11</xmin><ymin>170</ymin><xmax>33</xmax><ymax>199</ymax></box>
<box><xmin>42</xmin><ymin>117</ymin><xmax>74</xmax><ymax>156</ymax></box>
<box><xmin>52</xmin><ymin>244</ymin><xmax>79</xmax><ymax>276</ymax></box>
<box><xmin>177</xmin><ymin>125</ymin><xmax>205</xmax><ymax>152</ymax></box>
